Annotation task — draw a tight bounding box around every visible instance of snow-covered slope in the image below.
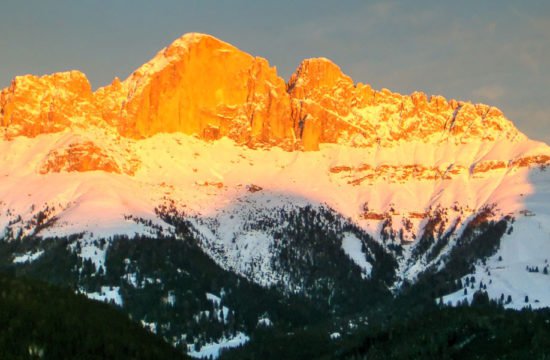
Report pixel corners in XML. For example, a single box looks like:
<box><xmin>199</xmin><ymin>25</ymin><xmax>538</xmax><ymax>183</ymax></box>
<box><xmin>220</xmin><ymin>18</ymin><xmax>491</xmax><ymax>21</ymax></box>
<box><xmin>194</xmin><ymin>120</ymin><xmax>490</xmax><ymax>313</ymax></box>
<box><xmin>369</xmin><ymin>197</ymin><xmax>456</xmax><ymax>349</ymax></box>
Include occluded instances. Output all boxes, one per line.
<box><xmin>443</xmin><ymin>167</ymin><xmax>550</xmax><ymax>309</ymax></box>
<box><xmin>0</xmin><ymin>126</ymin><xmax>549</xmax><ymax>291</ymax></box>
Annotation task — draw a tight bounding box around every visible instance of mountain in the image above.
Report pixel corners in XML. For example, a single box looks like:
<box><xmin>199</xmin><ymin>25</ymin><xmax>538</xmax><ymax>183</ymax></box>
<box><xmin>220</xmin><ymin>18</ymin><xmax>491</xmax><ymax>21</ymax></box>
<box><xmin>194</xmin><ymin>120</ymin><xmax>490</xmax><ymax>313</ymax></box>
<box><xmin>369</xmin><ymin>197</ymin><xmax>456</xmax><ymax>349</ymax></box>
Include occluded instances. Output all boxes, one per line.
<box><xmin>0</xmin><ymin>33</ymin><xmax>523</xmax><ymax>148</ymax></box>
<box><xmin>1</xmin><ymin>32</ymin><xmax>549</xmax><ymax>358</ymax></box>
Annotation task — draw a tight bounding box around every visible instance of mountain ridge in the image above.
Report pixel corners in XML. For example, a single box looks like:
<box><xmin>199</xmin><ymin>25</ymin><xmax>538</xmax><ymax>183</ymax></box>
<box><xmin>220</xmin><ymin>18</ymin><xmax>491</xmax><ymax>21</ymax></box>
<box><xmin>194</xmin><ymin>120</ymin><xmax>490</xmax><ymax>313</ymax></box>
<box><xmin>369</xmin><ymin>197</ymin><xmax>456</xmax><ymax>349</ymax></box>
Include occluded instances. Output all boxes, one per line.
<box><xmin>0</xmin><ymin>32</ymin><xmax>524</xmax><ymax>151</ymax></box>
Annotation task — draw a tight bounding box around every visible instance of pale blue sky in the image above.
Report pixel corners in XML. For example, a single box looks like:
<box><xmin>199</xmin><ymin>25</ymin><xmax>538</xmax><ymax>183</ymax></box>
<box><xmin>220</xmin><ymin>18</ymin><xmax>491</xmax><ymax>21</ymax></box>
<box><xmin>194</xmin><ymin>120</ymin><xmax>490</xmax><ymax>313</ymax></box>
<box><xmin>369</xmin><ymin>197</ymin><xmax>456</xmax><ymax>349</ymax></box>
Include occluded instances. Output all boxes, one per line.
<box><xmin>1</xmin><ymin>0</ymin><xmax>548</xmax><ymax>142</ymax></box>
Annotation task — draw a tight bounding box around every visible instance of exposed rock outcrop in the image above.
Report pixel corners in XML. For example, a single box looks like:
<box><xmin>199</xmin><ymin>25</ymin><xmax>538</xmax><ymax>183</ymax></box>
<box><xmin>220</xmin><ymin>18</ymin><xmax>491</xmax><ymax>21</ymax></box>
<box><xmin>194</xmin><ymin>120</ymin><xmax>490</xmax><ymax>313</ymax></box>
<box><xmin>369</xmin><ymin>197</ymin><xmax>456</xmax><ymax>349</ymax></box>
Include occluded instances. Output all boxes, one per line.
<box><xmin>287</xmin><ymin>58</ymin><xmax>521</xmax><ymax>150</ymax></box>
<box><xmin>0</xmin><ymin>71</ymin><xmax>102</xmax><ymax>137</ymax></box>
<box><xmin>39</xmin><ymin>140</ymin><xmax>139</xmax><ymax>175</ymax></box>
<box><xmin>288</xmin><ymin>58</ymin><xmax>374</xmax><ymax>150</ymax></box>
<box><xmin>104</xmin><ymin>33</ymin><xmax>296</xmax><ymax>148</ymax></box>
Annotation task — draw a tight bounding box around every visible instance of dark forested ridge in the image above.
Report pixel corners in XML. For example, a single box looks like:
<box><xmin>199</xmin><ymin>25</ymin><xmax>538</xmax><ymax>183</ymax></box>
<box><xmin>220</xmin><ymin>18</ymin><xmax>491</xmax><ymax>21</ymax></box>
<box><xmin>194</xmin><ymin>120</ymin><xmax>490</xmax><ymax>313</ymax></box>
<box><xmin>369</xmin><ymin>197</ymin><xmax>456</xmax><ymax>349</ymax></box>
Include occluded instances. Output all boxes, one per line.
<box><xmin>218</xmin><ymin>295</ymin><xmax>550</xmax><ymax>360</ymax></box>
<box><xmin>0</xmin><ymin>271</ymin><xmax>187</xmax><ymax>360</ymax></box>
<box><xmin>341</xmin><ymin>304</ymin><xmax>550</xmax><ymax>360</ymax></box>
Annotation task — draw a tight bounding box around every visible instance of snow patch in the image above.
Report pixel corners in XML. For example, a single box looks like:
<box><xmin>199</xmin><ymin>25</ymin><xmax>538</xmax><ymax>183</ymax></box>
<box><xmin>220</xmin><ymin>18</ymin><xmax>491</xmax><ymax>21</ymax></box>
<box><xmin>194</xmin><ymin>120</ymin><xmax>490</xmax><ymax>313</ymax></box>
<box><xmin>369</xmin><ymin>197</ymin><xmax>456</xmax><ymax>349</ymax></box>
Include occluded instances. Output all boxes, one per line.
<box><xmin>141</xmin><ymin>320</ymin><xmax>157</xmax><ymax>334</ymax></box>
<box><xmin>257</xmin><ymin>315</ymin><xmax>273</xmax><ymax>327</ymax></box>
<box><xmin>187</xmin><ymin>332</ymin><xmax>249</xmax><ymax>359</ymax></box>
<box><xmin>12</xmin><ymin>249</ymin><xmax>44</xmax><ymax>264</ymax></box>
<box><xmin>341</xmin><ymin>232</ymin><xmax>372</xmax><ymax>278</ymax></box>
<box><xmin>83</xmin><ymin>286</ymin><xmax>123</xmax><ymax>306</ymax></box>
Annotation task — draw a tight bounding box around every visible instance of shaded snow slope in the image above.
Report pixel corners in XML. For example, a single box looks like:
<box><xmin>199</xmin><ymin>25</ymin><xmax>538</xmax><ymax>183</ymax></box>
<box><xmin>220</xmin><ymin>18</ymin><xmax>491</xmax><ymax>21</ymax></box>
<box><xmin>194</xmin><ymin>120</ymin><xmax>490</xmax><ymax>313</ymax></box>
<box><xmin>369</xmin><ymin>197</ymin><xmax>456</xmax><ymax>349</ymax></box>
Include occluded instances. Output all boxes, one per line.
<box><xmin>443</xmin><ymin>168</ymin><xmax>550</xmax><ymax>309</ymax></box>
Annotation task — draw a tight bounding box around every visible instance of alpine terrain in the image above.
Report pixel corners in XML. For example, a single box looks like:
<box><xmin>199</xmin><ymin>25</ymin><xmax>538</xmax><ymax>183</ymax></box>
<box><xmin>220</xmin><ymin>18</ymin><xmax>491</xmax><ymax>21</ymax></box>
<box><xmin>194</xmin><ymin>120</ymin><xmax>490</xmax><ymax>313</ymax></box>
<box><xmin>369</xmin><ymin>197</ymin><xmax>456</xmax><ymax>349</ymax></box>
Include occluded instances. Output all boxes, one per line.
<box><xmin>1</xmin><ymin>33</ymin><xmax>549</xmax><ymax>358</ymax></box>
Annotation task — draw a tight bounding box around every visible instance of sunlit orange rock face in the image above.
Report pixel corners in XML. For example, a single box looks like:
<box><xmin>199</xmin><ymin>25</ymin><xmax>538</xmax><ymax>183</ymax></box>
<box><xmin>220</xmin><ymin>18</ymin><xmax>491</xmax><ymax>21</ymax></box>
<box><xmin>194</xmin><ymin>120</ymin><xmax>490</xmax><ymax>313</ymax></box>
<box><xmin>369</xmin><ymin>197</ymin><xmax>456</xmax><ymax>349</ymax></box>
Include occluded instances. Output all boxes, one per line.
<box><xmin>39</xmin><ymin>141</ymin><xmax>121</xmax><ymax>174</ymax></box>
<box><xmin>0</xmin><ymin>71</ymin><xmax>101</xmax><ymax>137</ymax></box>
<box><xmin>288</xmin><ymin>58</ymin><xmax>375</xmax><ymax>150</ymax></box>
<box><xmin>327</xmin><ymin>154</ymin><xmax>550</xmax><ymax>185</ymax></box>
<box><xmin>101</xmin><ymin>33</ymin><xmax>295</xmax><ymax>148</ymax></box>
<box><xmin>39</xmin><ymin>141</ymin><xmax>138</xmax><ymax>175</ymax></box>
<box><xmin>0</xmin><ymin>32</ymin><xmax>524</xmax><ymax>150</ymax></box>
<box><xmin>287</xmin><ymin>57</ymin><xmax>520</xmax><ymax>149</ymax></box>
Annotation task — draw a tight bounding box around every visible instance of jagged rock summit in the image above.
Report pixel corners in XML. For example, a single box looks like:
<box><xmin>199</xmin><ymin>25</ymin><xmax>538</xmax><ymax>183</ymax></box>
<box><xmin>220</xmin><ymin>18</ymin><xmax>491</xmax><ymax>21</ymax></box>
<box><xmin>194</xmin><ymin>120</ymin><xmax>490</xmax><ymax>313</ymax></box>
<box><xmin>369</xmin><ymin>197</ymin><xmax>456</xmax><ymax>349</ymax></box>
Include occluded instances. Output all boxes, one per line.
<box><xmin>96</xmin><ymin>33</ymin><xmax>295</xmax><ymax>147</ymax></box>
<box><xmin>0</xmin><ymin>70</ymin><xmax>104</xmax><ymax>137</ymax></box>
<box><xmin>0</xmin><ymin>32</ymin><xmax>526</xmax><ymax>150</ymax></box>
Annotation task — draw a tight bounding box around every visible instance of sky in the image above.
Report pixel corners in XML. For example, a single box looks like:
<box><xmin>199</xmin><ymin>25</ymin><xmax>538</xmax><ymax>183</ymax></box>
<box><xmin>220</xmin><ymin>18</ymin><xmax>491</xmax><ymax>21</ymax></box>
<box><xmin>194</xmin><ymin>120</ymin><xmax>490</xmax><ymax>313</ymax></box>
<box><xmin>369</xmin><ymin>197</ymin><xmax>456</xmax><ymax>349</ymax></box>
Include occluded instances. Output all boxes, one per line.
<box><xmin>1</xmin><ymin>0</ymin><xmax>548</xmax><ymax>143</ymax></box>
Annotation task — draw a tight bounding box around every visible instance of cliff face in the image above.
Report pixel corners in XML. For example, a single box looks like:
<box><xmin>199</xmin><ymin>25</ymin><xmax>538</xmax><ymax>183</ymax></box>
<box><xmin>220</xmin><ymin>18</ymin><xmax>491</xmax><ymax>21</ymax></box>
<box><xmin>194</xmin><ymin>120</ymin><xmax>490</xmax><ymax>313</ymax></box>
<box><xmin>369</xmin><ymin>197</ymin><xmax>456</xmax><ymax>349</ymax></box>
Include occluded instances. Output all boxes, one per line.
<box><xmin>0</xmin><ymin>71</ymin><xmax>102</xmax><ymax>137</ymax></box>
<box><xmin>99</xmin><ymin>33</ymin><xmax>295</xmax><ymax>148</ymax></box>
<box><xmin>0</xmin><ymin>32</ymin><xmax>525</xmax><ymax>151</ymax></box>
<box><xmin>288</xmin><ymin>58</ymin><xmax>376</xmax><ymax>150</ymax></box>
<box><xmin>39</xmin><ymin>141</ymin><xmax>123</xmax><ymax>175</ymax></box>
<box><xmin>287</xmin><ymin>57</ymin><xmax>521</xmax><ymax>150</ymax></box>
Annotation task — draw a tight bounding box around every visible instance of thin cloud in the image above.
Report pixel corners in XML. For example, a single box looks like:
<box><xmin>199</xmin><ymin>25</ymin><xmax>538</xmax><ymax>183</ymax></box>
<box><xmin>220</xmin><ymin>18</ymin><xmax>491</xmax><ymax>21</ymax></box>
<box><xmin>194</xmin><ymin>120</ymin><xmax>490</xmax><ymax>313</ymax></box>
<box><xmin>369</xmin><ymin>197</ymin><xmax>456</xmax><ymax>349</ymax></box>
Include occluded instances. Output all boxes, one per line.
<box><xmin>508</xmin><ymin>107</ymin><xmax>550</xmax><ymax>144</ymax></box>
<box><xmin>472</xmin><ymin>85</ymin><xmax>507</xmax><ymax>102</ymax></box>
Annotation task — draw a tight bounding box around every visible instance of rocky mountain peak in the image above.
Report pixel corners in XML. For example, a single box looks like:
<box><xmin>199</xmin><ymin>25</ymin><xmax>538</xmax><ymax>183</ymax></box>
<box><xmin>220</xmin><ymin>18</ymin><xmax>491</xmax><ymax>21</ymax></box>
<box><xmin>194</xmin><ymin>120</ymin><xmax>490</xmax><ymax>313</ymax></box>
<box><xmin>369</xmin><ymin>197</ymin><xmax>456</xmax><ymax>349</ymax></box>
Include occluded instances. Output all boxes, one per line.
<box><xmin>0</xmin><ymin>33</ymin><xmax>527</xmax><ymax>150</ymax></box>
<box><xmin>0</xmin><ymin>70</ymin><xmax>101</xmax><ymax>137</ymax></box>
<box><xmin>288</xmin><ymin>57</ymin><xmax>352</xmax><ymax>93</ymax></box>
<box><xmin>108</xmin><ymin>32</ymin><xmax>294</xmax><ymax>147</ymax></box>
